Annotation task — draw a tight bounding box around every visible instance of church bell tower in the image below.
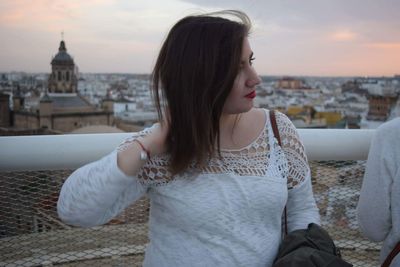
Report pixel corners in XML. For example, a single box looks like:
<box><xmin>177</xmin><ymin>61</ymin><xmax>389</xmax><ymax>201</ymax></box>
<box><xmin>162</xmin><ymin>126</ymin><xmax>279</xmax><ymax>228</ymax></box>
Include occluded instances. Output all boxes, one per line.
<box><xmin>48</xmin><ymin>33</ymin><xmax>78</xmax><ymax>94</ymax></box>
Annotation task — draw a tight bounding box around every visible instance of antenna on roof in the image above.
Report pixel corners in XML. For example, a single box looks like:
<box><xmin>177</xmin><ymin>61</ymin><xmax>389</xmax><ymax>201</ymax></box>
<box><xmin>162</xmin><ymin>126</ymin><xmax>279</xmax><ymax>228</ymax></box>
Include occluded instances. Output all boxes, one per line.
<box><xmin>61</xmin><ymin>30</ymin><xmax>64</xmax><ymax>40</ymax></box>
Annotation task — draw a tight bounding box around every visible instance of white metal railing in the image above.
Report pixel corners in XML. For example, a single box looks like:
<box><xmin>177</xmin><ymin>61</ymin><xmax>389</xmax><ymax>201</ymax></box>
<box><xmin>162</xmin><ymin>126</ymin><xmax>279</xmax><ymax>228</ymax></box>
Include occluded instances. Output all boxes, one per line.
<box><xmin>0</xmin><ymin>129</ymin><xmax>375</xmax><ymax>172</ymax></box>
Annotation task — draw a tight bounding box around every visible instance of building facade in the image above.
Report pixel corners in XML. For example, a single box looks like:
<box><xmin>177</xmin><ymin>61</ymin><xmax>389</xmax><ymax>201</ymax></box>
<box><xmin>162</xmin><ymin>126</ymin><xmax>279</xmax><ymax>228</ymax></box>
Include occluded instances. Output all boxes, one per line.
<box><xmin>48</xmin><ymin>40</ymin><xmax>78</xmax><ymax>94</ymax></box>
<box><xmin>0</xmin><ymin>39</ymin><xmax>115</xmax><ymax>135</ymax></box>
<box><xmin>366</xmin><ymin>95</ymin><xmax>398</xmax><ymax>121</ymax></box>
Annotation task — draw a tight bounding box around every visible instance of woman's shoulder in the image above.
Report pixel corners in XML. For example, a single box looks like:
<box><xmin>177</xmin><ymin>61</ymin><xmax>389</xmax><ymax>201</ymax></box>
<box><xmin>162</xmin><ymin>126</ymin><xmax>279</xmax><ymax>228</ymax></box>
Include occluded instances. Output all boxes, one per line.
<box><xmin>257</xmin><ymin>108</ymin><xmax>291</xmax><ymax>120</ymax></box>
<box><xmin>377</xmin><ymin>117</ymin><xmax>400</xmax><ymax>137</ymax></box>
<box><xmin>258</xmin><ymin>108</ymin><xmax>295</xmax><ymax>132</ymax></box>
<box><xmin>247</xmin><ymin>107</ymin><xmax>266</xmax><ymax>117</ymax></box>
<box><xmin>236</xmin><ymin>108</ymin><xmax>266</xmax><ymax>130</ymax></box>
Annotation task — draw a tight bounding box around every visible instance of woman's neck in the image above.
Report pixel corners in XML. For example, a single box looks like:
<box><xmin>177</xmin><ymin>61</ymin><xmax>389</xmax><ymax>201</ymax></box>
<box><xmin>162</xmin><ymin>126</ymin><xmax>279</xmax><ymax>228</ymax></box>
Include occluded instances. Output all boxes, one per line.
<box><xmin>219</xmin><ymin>113</ymin><xmax>239</xmax><ymax>133</ymax></box>
<box><xmin>217</xmin><ymin>108</ymin><xmax>264</xmax><ymax>150</ymax></box>
<box><xmin>218</xmin><ymin>113</ymin><xmax>242</xmax><ymax>147</ymax></box>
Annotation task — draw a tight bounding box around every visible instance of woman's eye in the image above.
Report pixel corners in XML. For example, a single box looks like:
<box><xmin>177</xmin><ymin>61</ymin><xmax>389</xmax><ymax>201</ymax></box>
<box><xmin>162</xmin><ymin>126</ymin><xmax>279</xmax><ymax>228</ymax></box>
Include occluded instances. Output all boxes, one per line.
<box><xmin>249</xmin><ymin>57</ymin><xmax>256</xmax><ymax>65</ymax></box>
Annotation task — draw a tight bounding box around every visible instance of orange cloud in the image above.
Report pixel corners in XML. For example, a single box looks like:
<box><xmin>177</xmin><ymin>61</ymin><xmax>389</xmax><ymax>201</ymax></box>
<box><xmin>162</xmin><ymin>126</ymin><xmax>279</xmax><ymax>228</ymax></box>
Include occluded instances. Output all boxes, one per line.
<box><xmin>0</xmin><ymin>0</ymin><xmax>114</xmax><ymax>31</ymax></box>
<box><xmin>329</xmin><ymin>30</ymin><xmax>357</xmax><ymax>41</ymax></box>
<box><xmin>366</xmin><ymin>42</ymin><xmax>400</xmax><ymax>49</ymax></box>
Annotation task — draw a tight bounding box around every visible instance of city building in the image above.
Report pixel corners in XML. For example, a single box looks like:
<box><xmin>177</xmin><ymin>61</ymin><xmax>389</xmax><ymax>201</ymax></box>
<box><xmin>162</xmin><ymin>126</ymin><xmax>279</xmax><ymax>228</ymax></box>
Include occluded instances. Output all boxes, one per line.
<box><xmin>366</xmin><ymin>94</ymin><xmax>398</xmax><ymax>121</ymax></box>
<box><xmin>0</xmin><ymin>39</ymin><xmax>116</xmax><ymax>135</ymax></box>
<box><xmin>275</xmin><ymin>77</ymin><xmax>311</xmax><ymax>90</ymax></box>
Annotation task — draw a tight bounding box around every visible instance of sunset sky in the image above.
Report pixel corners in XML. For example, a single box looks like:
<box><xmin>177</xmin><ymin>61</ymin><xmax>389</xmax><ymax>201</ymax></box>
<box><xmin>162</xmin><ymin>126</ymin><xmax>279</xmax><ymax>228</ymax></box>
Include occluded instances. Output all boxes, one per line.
<box><xmin>1</xmin><ymin>0</ymin><xmax>399</xmax><ymax>76</ymax></box>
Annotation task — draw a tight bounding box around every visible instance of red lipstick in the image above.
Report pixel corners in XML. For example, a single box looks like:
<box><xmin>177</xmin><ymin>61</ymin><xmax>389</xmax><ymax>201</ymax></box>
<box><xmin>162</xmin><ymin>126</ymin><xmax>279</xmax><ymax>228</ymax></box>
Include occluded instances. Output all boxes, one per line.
<box><xmin>245</xmin><ymin>91</ymin><xmax>256</xmax><ymax>99</ymax></box>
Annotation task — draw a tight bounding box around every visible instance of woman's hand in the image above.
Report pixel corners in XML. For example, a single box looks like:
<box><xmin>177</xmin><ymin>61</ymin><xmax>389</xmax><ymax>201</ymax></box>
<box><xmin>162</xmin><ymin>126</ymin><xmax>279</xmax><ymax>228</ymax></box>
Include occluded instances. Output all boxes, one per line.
<box><xmin>117</xmin><ymin>115</ymin><xmax>170</xmax><ymax>176</ymax></box>
<box><xmin>140</xmin><ymin>118</ymin><xmax>170</xmax><ymax>157</ymax></box>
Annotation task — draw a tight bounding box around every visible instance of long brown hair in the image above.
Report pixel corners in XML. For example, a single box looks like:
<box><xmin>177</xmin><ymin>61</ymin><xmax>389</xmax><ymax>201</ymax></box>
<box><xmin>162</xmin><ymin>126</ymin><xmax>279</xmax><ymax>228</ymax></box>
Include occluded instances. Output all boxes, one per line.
<box><xmin>151</xmin><ymin>10</ymin><xmax>251</xmax><ymax>175</ymax></box>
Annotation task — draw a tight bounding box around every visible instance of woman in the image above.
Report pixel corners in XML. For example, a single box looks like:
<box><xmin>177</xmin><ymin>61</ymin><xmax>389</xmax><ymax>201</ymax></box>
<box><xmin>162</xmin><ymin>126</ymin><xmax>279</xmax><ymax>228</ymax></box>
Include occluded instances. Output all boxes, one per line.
<box><xmin>357</xmin><ymin>118</ymin><xmax>400</xmax><ymax>267</ymax></box>
<box><xmin>57</xmin><ymin>10</ymin><xmax>320</xmax><ymax>266</ymax></box>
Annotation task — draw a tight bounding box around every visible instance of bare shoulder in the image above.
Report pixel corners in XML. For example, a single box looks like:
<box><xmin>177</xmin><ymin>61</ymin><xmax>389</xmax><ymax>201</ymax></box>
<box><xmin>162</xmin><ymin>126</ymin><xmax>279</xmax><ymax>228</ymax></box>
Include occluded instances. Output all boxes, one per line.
<box><xmin>245</xmin><ymin>107</ymin><xmax>265</xmax><ymax>121</ymax></box>
<box><xmin>240</xmin><ymin>108</ymin><xmax>266</xmax><ymax>132</ymax></box>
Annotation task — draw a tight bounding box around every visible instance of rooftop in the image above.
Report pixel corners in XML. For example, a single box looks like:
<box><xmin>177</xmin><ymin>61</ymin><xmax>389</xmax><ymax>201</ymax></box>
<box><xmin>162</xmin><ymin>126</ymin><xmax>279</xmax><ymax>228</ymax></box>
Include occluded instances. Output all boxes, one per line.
<box><xmin>0</xmin><ymin>129</ymin><xmax>380</xmax><ymax>266</ymax></box>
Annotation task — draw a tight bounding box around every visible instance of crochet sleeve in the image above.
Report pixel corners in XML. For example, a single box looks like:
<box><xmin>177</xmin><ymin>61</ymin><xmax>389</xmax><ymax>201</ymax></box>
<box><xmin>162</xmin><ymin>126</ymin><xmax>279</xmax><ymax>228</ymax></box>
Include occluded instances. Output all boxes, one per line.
<box><xmin>276</xmin><ymin>112</ymin><xmax>321</xmax><ymax>232</ymax></box>
<box><xmin>57</xmin><ymin>126</ymin><xmax>156</xmax><ymax>227</ymax></box>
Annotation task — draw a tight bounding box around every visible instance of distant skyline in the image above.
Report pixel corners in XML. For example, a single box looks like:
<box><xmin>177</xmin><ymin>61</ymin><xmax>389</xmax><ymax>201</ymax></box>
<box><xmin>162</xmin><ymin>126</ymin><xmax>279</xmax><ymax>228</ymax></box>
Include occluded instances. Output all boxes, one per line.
<box><xmin>1</xmin><ymin>0</ymin><xmax>399</xmax><ymax>76</ymax></box>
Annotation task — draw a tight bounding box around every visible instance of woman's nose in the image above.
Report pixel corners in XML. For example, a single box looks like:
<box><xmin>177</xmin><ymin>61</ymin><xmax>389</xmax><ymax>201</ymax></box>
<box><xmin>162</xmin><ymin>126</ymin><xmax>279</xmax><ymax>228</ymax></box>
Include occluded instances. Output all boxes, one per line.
<box><xmin>246</xmin><ymin>75</ymin><xmax>261</xmax><ymax>88</ymax></box>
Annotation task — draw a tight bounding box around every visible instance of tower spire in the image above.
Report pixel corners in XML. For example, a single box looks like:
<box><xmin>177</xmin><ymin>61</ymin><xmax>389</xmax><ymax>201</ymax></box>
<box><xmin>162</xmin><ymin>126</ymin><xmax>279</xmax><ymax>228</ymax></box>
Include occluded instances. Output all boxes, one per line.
<box><xmin>59</xmin><ymin>32</ymin><xmax>67</xmax><ymax>52</ymax></box>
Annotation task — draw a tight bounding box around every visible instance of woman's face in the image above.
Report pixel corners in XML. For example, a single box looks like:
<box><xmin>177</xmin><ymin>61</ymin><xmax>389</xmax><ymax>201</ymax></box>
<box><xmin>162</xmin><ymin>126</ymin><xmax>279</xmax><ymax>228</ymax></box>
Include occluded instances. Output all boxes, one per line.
<box><xmin>222</xmin><ymin>37</ymin><xmax>261</xmax><ymax>115</ymax></box>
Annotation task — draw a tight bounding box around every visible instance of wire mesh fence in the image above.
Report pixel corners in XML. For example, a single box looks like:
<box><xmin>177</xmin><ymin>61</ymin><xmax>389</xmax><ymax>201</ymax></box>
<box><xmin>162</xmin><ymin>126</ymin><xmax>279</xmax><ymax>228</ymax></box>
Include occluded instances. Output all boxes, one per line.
<box><xmin>311</xmin><ymin>160</ymin><xmax>380</xmax><ymax>267</ymax></box>
<box><xmin>0</xmin><ymin>161</ymin><xmax>379</xmax><ymax>266</ymax></box>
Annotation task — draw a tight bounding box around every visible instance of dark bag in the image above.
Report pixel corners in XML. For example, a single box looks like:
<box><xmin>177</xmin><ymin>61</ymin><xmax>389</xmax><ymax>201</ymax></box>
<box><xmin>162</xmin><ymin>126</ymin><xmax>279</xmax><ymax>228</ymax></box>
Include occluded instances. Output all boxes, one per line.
<box><xmin>269</xmin><ymin>110</ymin><xmax>352</xmax><ymax>267</ymax></box>
<box><xmin>382</xmin><ymin>242</ymin><xmax>400</xmax><ymax>267</ymax></box>
<box><xmin>272</xmin><ymin>223</ymin><xmax>352</xmax><ymax>267</ymax></box>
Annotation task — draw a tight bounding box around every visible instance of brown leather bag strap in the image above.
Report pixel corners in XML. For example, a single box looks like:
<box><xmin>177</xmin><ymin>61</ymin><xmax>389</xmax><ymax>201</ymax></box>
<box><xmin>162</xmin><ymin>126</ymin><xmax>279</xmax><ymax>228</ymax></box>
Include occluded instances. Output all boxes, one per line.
<box><xmin>382</xmin><ymin>242</ymin><xmax>400</xmax><ymax>267</ymax></box>
<box><xmin>269</xmin><ymin>110</ymin><xmax>281</xmax><ymax>146</ymax></box>
<box><xmin>269</xmin><ymin>110</ymin><xmax>288</xmax><ymax>236</ymax></box>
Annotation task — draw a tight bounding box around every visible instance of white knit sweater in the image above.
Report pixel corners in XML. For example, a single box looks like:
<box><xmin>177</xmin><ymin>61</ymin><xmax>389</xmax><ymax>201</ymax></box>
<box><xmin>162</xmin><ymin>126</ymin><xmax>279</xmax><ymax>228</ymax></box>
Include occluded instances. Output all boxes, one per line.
<box><xmin>57</xmin><ymin>109</ymin><xmax>320</xmax><ymax>267</ymax></box>
<box><xmin>357</xmin><ymin>117</ymin><xmax>400</xmax><ymax>266</ymax></box>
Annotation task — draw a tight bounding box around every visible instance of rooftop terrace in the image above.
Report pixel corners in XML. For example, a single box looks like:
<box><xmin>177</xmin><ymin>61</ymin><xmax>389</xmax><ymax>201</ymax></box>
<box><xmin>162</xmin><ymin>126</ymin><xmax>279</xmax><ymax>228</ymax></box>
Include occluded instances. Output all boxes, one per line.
<box><xmin>0</xmin><ymin>129</ymin><xmax>380</xmax><ymax>266</ymax></box>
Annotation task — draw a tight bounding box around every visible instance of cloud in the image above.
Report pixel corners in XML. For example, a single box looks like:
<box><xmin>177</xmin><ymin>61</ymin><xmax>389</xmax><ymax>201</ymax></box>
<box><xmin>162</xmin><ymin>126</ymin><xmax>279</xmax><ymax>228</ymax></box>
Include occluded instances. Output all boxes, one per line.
<box><xmin>365</xmin><ymin>42</ymin><xmax>400</xmax><ymax>49</ymax></box>
<box><xmin>0</xmin><ymin>0</ymin><xmax>116</xmax><ymax>32</ymax></box>
<box><xmin>179</xmin><ymin>0</ymin><xmax>400</xmax><ymax>40</ymax></box>
<box><xmin>329</xmin><ymin>30</ymin><xmax>358</xmax><ymax>42</ymax></box>
<box><xmin>1</xmin><ymin>0</ymin><xmax>399</xmax><ymax>75</ymax></box>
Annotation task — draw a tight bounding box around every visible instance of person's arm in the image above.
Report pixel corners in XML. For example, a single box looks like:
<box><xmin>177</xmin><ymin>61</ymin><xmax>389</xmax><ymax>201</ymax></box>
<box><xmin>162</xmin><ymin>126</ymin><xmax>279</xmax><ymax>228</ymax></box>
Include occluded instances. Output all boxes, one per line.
<box><xmin>357</xmin><ymin>125</ymin><xmax>392</xmax><ymax>242</ymax></box>
<box><xmin>276</xmin><ymin>112</ymin><xmax>321</xmax><ymax>232</ymax></box>
<box><xmin>57</xmin><ymin>123</ymin><xmax>168</xmax><ymax>227</ymax></box>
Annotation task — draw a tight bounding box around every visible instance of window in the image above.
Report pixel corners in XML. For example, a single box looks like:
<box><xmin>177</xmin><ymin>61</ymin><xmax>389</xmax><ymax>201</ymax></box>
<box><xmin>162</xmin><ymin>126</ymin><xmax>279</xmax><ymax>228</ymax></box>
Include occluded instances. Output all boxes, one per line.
<box><xmin>58</xmin><ymin>71</ymin><xmax>61</xmax><ymax>81</ymax></box>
